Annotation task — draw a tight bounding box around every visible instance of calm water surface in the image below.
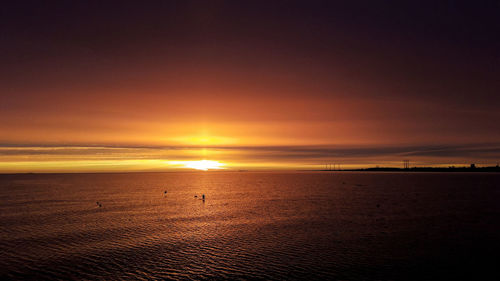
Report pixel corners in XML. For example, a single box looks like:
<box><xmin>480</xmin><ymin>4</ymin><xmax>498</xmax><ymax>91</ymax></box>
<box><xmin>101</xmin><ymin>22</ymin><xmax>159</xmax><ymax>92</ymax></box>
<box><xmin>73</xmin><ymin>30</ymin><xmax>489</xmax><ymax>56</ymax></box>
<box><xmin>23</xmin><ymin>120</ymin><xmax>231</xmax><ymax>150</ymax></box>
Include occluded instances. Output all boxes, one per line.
<box><xmin>1</xmin><ymin>172</ymin><xmax>499</xmax><ymax>280</ymax></box>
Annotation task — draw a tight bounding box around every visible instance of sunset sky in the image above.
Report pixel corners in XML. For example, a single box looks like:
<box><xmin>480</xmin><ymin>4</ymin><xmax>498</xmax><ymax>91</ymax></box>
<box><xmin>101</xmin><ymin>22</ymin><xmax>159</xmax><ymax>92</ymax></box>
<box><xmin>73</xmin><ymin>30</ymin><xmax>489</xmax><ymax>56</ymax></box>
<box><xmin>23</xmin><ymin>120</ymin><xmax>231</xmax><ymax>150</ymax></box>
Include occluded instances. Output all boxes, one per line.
<box><xmin>1</xmin><ymin>1</ymin><xmax>499</xmax><ymax>172</ymax></box>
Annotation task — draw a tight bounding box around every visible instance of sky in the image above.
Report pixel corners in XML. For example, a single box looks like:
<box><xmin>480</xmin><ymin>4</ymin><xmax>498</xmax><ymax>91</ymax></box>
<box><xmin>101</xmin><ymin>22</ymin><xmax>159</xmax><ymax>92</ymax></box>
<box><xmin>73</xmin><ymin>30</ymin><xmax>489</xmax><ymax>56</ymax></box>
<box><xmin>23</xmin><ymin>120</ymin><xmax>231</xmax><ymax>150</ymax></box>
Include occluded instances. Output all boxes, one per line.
<box><xmin>1</xmin><ymin>0</ymin><xmax>500</xmax><ymax>172</ymax></box>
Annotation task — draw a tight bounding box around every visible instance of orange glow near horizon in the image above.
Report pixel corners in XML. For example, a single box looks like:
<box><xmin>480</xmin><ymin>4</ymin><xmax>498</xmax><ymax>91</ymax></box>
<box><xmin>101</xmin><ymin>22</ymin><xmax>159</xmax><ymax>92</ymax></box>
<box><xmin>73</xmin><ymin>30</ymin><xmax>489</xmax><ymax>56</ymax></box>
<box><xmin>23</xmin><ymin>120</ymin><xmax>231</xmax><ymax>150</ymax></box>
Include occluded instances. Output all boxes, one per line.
<box><xmin>0</xmin><ymin>143</ymin><xmax>497</xmax><ymax>173</ymax></box>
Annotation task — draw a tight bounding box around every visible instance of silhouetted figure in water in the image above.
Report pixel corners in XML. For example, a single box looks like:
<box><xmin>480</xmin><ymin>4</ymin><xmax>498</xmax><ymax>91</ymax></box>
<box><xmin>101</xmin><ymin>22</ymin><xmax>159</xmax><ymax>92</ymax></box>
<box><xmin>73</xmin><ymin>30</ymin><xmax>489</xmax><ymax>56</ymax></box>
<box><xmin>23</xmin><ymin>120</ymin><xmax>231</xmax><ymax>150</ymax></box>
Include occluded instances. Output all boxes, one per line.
<box><xmin>202</xmin><ymin>194</ymin><xmax>205</xmax><ymax>201</ymax></box>
<box><xmin>99</xmin><ymin>203</ymin><xmax>102</xmax><ymax>208</ymax></box>
<box><xmin>164</xmin><ymin>190</ymin><xmax>167</xmax><ymax>194</ymax></box>
<box><xmin>96</xmin><ymin>201</ymin><xmax>99</xmax><ymax>205</ymax></box>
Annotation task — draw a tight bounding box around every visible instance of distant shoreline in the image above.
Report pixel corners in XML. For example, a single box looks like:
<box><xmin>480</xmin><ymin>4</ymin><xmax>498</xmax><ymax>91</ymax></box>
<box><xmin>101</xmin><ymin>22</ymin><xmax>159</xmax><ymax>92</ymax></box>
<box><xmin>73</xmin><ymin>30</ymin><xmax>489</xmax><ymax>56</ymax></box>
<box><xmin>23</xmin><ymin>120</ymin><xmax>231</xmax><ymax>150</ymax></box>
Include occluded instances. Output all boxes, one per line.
<box><xmin>311</xmin><ymin>166</ymin><xmax>500</xmax><ymax>172</ymax></box>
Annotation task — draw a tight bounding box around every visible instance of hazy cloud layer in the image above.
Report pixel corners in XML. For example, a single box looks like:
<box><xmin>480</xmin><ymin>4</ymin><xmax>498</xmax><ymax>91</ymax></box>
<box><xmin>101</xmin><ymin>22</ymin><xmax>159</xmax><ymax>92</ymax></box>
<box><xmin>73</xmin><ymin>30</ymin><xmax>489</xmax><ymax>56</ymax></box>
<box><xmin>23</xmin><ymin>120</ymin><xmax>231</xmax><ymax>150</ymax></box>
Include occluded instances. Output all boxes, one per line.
<box><xmin>1</xmin><ymin>143</ymin><xmax>499</xmax><ymax>162</ymax></box>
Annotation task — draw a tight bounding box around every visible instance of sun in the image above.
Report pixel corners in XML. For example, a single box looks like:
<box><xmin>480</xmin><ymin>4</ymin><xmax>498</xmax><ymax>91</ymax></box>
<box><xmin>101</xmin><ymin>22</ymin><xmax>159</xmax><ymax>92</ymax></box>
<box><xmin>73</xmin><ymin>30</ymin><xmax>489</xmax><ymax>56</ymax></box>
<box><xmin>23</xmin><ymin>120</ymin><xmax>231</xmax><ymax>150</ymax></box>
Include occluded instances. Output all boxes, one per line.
<box><xmin>184</xmin><ymin>160</ymin><xmax>226</xmax><ymax>171</ymax></box>
<box><xmin>170</xmin><ymin>160</ymin><xmax>226</xmax><ymax>171</ymax></box>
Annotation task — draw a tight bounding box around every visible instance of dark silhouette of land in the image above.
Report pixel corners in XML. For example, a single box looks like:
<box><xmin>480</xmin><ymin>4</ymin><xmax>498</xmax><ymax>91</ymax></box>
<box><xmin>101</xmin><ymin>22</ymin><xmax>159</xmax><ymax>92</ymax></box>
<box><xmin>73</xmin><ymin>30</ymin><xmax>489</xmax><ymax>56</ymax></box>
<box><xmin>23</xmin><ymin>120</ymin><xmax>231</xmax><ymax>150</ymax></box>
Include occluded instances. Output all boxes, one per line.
<box><xmin>314</xmin><ymin>164</ymin><xmax>500</xmax><ymax>172</ymax></box>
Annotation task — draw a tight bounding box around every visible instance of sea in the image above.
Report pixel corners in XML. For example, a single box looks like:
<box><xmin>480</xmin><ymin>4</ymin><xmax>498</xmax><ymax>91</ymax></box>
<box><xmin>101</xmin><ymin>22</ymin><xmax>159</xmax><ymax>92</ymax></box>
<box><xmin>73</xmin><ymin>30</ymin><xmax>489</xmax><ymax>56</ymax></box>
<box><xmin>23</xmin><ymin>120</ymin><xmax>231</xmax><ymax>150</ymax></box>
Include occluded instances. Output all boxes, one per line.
<box><xmin>1</xmin><ymin>172</ymin><xmax>499</xmax><ymax>280</ymax></box>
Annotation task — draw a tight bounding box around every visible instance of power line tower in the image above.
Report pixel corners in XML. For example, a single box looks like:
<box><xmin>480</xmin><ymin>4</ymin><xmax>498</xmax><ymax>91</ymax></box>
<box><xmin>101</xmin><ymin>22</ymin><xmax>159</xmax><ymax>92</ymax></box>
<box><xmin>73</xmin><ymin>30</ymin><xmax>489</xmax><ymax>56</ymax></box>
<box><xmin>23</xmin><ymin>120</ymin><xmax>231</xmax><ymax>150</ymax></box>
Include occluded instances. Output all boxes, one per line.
<box><xmin>403</xmin><ymin>159</ymin><xmax>410</xmax><ymax>169</ymax></box>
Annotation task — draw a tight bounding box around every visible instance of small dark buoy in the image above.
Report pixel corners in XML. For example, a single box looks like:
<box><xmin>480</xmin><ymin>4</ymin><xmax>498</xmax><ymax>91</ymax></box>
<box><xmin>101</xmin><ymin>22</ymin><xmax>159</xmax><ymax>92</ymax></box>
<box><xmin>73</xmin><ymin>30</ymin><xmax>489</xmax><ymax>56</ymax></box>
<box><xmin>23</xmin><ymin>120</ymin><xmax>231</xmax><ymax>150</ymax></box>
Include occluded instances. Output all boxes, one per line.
<box><xmin>96</xmin><ymin>201</ymin><xmax>99</xmax><ymax>205</ymax></box>
<box><xmin>99</xmin><ymin>203</ymin><xmax>102</xmax><ymax>208</ymax></box>
<box><xmin>164</xmin><ymin>190</ymin><xmax>167</xmax><ymax>194</ymax></box>
<box><xmin>194</xmin><ymin>195</ymin><xmax>198</xmax><ymax>198</ymax></box>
